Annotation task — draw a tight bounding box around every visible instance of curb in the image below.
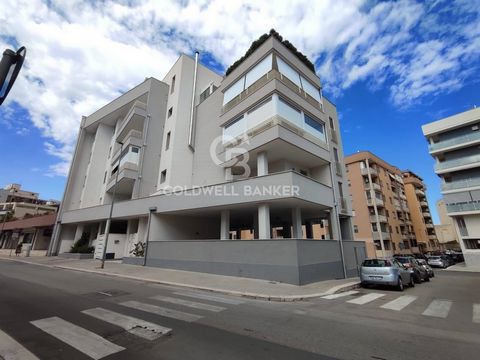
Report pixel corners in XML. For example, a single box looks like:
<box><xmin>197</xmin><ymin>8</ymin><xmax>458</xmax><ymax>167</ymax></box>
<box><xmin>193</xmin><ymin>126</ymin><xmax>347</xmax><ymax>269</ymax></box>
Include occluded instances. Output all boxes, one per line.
<box><xmin>1</xmin><ymin>257</ymin><xmax>360</xmax><ymax>302</ymax></box>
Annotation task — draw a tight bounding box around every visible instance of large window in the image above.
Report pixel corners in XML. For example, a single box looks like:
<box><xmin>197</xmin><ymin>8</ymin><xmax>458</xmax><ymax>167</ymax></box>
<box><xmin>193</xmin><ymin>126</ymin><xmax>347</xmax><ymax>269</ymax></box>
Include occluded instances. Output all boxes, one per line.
<box><xmin>304</xmin><ymin>114</ymin><xmax>325</xmax><ymax>141</ymax></box>
<box><xmin>277</xmin><ymin>57</ymin><xmax>321</xmax><ymax>102</ymax></box>
<box><xmin>223</xmin><ymin>54</ymin><xmax>273</xmax><ymax>105</ymax></box>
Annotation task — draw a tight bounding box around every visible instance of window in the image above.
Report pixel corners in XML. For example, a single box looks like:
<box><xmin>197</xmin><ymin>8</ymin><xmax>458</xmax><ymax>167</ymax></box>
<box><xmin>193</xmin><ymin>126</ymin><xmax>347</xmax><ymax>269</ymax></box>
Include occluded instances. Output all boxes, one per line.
<box><xmin>223</xmin><ymin>78</ymin><xmax>245</xmax><ymax>105</ymax></box>
<box><xmin>457</xmin><ymin>217</ymin><xmax>468</xmax><ymax>236</ymax></box>
<box><xmin>165</xmin><ymin>131</ymin><xmax>171</xmax><ymax>150</ymax></box>
<box><xmin>396</xmin><ymin>226</ymin><xmax>399</xmax><ymax>234</ymax></box>
<box><xmin>131</xmin><ymin>147</ymin><xmax>139</xmax><ymax>153</ymax></box>
<box><xmin>168</xmin><ymin>107</ymin><xmax>173</xmax><ymax>117</ymax></box>
<box><xmin>277</xmin><ymin>57</ymin><xmax>301</xmax><ymax>87</ymax></box>
<box><xmin>354</xmin><ymin>225</ymin><xmax>358</xmax><ymax>233</ymax></box>
<box><xmin>300</xmin><ymin>76</ymin><xmax>321</xmax><ymax>101</ymax></box>
<box><xmin>329</xmin><ymin>117</ymin><xmax>334</xmax><ymax>130</ymax></box>
<box><xmin>171</xmin><ymin>75</ymin><xmax>176</xmax><ymax>94</ymax></box>
<box><xmin>304</xmin><ymin>114</ymin><xmax>325</xmax><ymax>138</ymax></box>
<box><xmin>103</xmin><ymin>171</ymin><xmax>107</xmax><ymax>184</ymax></box>
<box><xmin>245</xmin><ymin>54</ymin><xmax>273</xmax><ymax>88</ymax></box>
<box><xmin>333</xmin><ymin>148</ymin><xmax>339</xmax><ymax>162</ymax></box>
<box><xmin>160</xmin><ymin>170</ymin><xmax>167</xmax><ymax>184</ymax></box>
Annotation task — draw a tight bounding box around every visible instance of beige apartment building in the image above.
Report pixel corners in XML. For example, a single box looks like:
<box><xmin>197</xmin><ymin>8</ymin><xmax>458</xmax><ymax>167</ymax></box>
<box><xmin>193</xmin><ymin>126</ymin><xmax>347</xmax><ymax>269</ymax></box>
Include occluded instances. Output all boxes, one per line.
<box><xmin>346</xmin><ymin>152</ymin><xmax>439</xmax><ymax>258</ymax></box>
<box><xmin>403</xmin><ymin>170</ymin><xmax>439</xmax><ymax>252</ymax></box>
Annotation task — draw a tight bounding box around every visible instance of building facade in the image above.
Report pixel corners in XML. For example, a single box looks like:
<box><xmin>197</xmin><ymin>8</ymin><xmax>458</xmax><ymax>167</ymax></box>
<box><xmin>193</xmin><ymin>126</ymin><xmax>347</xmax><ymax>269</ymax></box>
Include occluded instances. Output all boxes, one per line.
<box><xmin>346</xmin><ymin>152</ymin><xmax>439</xmax><ymax>258</ymax></box>
<box><xmin>50</xmin><ymin>34</ymin><xmax>361</xmax><ymax>284</ymax></box>
<box><xmin>402</xmin><ymin>170</ymin><xmax>439</xmax><ymax>252</ymax></box>
<box><xmin>0</xmin><ymin>184</ymin><xmax>58</xmax><ymax>219</ymax></box>
<box><xmin>422</xmin><ymin>107</ymin><xmax>480</xmax><ymax>267</ymax></box>
<box><xmin>435</xmin><ymin>199</ymin><xmax>460</xmax><ymax>250</ymax></box>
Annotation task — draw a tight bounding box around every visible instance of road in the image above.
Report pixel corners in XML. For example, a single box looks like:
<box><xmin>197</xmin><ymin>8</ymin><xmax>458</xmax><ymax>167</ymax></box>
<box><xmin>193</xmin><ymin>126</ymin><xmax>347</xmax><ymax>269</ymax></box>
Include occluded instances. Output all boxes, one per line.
<box><xmin>0</xmin><ymin>259</ymin><xmax>479</xmax><ymax>360</ymax></box>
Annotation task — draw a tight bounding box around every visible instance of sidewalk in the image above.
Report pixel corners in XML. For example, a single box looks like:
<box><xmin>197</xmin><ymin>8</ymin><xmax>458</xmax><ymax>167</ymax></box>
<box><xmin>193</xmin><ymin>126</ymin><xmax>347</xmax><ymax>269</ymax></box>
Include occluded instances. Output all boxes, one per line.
<box><xmin>0</xmin><ymin>255</ymin><xmax>359</xmax><ymax>301</ymax></box>
<box><xmin>446</xmin><ymin>262</ymin><xmax>480</xmax><ymax>273</ymax></box>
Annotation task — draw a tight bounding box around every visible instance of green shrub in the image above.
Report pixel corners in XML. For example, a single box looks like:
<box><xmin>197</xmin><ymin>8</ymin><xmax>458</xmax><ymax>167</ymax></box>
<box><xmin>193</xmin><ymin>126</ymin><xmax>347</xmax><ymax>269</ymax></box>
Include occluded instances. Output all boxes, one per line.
<box><xmin>70</xmin><ymin>232</ymin><xmax>94</xmax><ymax>253</ymax></box>
<box><xmin>130</xmin><ymin>242</ymin><xmax>145</xmax><ymax>257</ymax></box>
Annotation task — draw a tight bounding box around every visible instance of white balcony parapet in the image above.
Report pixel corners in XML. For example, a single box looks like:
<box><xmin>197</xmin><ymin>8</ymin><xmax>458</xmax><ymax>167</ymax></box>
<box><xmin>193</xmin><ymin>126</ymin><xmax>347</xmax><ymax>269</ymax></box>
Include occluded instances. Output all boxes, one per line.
<box><xmin>442</xmin><ymin>177</ymin><xmax>480</xmax><ymax>191</ymax></box>
<box><xmin>447</xmin><ymin>202</ymin><xmax>480</xmax><ymax>213</ymax></box>
<box><xmin>435</xmin><ymin>154</ymin><xmax>480</xmax><ymax>172</ymax></box>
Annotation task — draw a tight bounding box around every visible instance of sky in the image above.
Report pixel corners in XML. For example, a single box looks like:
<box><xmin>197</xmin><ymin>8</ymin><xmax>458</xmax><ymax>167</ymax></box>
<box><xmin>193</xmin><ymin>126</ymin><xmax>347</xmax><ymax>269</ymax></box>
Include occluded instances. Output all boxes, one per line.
<box><xmin>0</xmin><ymin>0</ymin><xmax>479</xmax><ymax>224</ymax></box>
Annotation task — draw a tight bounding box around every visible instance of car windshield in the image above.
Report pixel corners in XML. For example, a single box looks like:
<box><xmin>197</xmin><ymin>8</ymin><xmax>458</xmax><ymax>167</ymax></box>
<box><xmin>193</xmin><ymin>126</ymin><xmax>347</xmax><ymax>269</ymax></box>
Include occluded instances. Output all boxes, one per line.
<box><xmin>430</xmin><ymin>256</ymin><xmax>441</xmax><ymax>260</ymax></box>
<box><xmin>417</xmin><ymin>259</ymin><xmax>426</xmax><ymax>265</ymax></box>
<box><xmin>362</xmin><ymin>259</ymin><xmax>391</xmax><ymax>267</ymax></box>
<box><xmin>396</xmin><ymin>258</ymin><xmax>411</xmax><ymax>264</ymax></box>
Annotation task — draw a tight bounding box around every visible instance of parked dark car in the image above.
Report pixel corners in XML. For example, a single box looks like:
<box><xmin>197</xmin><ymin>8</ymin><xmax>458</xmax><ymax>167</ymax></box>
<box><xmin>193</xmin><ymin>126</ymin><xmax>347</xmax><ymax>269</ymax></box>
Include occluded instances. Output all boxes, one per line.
<box><xmin>395</xmin><ymin>256</ymin><xmax>430</xmax><ymax>283</ymax></box>
<box><xmin>417</xmin><ymin>259</ymin><xmax>434</xmax><ymax>278</ymax></box>
<box><xmin>360</xmin><ymin>258</ymin><xmax>414</xmax><ymax>291</ymax></box>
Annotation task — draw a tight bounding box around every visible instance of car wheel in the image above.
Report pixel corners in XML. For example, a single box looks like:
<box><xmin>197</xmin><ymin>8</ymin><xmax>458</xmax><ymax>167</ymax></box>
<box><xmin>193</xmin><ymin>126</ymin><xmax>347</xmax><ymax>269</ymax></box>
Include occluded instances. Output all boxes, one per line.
<box><xmin>424</xmin><ymin>274</ymin><xmax>430</xmax><ymax>282</ymax></box>
<box><xmin>409</xmin><ymin>276</ymin><xmax>415</xmax><ymax>288</ymax></box>
<box><xmin>431</xmin><ymin>272</ymin><xmax>435</xmax><ymax>278</ymax></box>
<box><xmin>396</xmin><ymin>277</ymin><xmax>404</xmax><ymax>292</ymax></box>
<box><xmin>414</xmin><ymin>272</ymin><xmax>421</xmax><ymax>284</ymax></box>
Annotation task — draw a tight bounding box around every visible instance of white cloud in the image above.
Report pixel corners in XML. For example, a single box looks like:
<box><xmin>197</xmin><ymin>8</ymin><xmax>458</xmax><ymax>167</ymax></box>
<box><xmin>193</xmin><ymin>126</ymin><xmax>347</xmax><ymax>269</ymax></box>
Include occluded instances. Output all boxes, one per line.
<box><xmin>0</xmin><ymin>0</ymin><xmax>479</xmax><ymax>175</ymax></box>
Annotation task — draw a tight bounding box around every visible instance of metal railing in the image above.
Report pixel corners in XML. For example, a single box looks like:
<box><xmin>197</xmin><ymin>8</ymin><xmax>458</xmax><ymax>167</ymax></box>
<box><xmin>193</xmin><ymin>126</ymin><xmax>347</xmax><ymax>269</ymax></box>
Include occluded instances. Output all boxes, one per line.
<box><xmin>447</xmin><ymin>202</ymin><xmax>480</xmax><ymax>213</ymax></box>
<box><xmin>435</xmin><ymin>154</ymin><xmax>480</xmax><ymax>172</ymax></box>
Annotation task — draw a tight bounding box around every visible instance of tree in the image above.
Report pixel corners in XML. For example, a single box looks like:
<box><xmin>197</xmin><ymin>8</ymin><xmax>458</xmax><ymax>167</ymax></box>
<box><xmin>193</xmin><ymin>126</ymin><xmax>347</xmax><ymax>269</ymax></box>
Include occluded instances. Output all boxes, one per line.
<box><xmin>70</xmin><ymin>232</ymin><xmax>94</xmax><ymax>253</ymax></box>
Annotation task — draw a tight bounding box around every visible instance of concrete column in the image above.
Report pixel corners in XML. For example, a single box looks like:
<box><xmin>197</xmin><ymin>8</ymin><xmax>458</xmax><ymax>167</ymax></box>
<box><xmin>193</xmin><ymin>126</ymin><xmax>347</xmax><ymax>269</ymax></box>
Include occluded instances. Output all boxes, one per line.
<box><xmin>257</xmin><ymin>151</ymin><xmax>268</xmax><ymax>176</ymax></box>
<box><xmin>258</xmin><ymin>204</ymin><xmax>271</xmax><ymax>239</ymax></box>
<box><xmin>220</xmin><ymin>210</ymin><xmax>230</xmax><ymax>240</ymax></box>
<box><xmin>291</xmin><ymin>207</ymin><xmax>303</xmax><ymax>239</ymax></box>
<box><xmin>74</xmin><ymin>224</ymin><xmax>85</xmax><ymax>243</ymax></box>
<box><xmin>329</xmin><ymin>209</ymin><xmax>341</xmax><ymax>240</ymax></box>
<box><xmin>31</xmin><ymin>229</ymin><xmax>40</xmax><ymax>250</ymax></box>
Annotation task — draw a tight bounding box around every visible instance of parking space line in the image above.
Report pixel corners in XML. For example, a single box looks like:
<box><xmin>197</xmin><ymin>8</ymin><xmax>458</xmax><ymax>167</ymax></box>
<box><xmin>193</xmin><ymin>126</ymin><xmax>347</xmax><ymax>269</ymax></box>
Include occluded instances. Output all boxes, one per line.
<box><xmin>380</xmin><ymin>295</ymin><xmax>417</xmax><ymax>311</ymax></box>
<box><xmin>82</xmin><ymin>307</ymin><xmax>172</xmax><ymax>340</ymax></box>
<box><xmin>30</xmin><ymin>316</ymin><xmax>124</xmax><ymax>360</ymax></box>
<box><xmin>321</xmin><ymin>290</ymin><xmax>359</xmax><ymax>300</ymax></box>
<box><xmin>422</xmin><ymin>300</ymin><xmax>452</xmax><ymax>318</ymax></box>
<box><xmin>150</xmin><ymin>295</ymin><xmax>226</xmax><ymax>312</ymax></box>
<box><xmin>120</xmin><ymin>300</ymin><xmax>203</xmax><ymax>322</ymax></box>
<box><xmin>347</xmin><ymin>293</ymin><xmax>385</xmax><ymax>305</ymax></box>
<box><xmin>0</xmin><ymin>328</ymin><xmax>40</xmax><ymax>360</ymax></box>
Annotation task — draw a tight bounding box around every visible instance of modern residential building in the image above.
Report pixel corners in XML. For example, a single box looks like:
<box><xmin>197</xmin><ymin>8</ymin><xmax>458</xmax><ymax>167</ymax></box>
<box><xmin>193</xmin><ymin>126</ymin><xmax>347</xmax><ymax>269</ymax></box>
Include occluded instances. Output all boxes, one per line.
<box><xmin>345</xmin><ymin>152</ymin><xmax>439</xmax><ymax>258</ymax></box>
<box><xmin>0</xmin><ymin>184</ymin><xmax>59</xmax><ymax>219</ymax></box>
<box><xmin>422</xmin><ymin>107</ymin><xmax>480</xmax><ymax>267</ymax></box>
<box><xmin>435</xmin><ymin>199</ymin><xmax>460</xmax><ymax>250</ymax></box>
<box><xmin>50</xmin><ymin>31</ymin><xmax>362</xmax><ymax>285</ymax></box>
<box><xmin>0</xmin><ymin>213</ymin><xmax>55</xmax><ymax>253</ymax></box>
<box><xmin>402</xmin><ymin>170</ymin><xmax>439</xmax><ymax>253</ymax></box>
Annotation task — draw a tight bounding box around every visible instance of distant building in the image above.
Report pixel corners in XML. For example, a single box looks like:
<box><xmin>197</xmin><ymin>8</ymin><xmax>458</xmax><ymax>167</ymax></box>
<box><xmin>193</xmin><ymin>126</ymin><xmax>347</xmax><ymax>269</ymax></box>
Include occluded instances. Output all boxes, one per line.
<box><xmin>435</xmin><ymin>199</ymin><xmax>460</xmax><ymax>250</ymax></box>
<box><xmin>402</xmin><ymin>170</ymin><xmax>440</xmax><ymax>252</ymax></box>
<box><xmin>345</xmin><ymin>152</ymin><xmax>439</xmax><ymax>258</ymax></box>
<box><xmin>422</xmin><ymin>107</ymin><xmax>480</xmax><ymax>267</ymax></box>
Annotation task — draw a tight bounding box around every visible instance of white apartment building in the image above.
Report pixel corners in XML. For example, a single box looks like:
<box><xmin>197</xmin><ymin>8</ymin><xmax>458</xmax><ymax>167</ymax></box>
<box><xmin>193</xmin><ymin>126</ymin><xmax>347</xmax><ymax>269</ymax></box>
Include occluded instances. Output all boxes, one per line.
<box><xmin>50</xmin><ymin>32</ymin><xmax>362</xmax><ymax>284</ymax></box>
<box><xmin>423</xmin><ymin>107</ymin><xmax>480</xmax><ymax>267</ymax></box>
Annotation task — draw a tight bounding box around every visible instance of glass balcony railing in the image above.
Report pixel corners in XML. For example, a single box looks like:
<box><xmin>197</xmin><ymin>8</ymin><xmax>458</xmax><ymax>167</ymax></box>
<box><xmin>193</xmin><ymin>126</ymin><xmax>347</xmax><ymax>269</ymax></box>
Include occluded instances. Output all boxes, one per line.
<box><xmin>447</xmin><ymin>202</ymin><xmax>480</xmax><ymax>213</ymax></box>
<box><xmin>429</xmin><ymin>131</ymin><xmax>480</xmax><ymax>152</ymax></box>
<box><xmin>441</xmin><ymin>177</ymin><xmax>480</xmax><ymax>191</ymax></box>
<box><xmin>435</xmin><ymin>154</ymin><xmax>480</xmax><ymax>172</ymax></box>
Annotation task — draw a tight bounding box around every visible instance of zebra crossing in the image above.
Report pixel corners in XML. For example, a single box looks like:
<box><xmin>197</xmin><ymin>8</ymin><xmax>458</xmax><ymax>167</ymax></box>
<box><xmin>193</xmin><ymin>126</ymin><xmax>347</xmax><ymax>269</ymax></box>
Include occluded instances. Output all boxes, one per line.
<box><xmin>319</xmin><ymin>290</ymin><xmax>480</xmax><ymax>322</ymax></box>
<box><xmin>1</xmin><ymin>291</ymin><xmax>245</xmax><ymax>360</ymax></box>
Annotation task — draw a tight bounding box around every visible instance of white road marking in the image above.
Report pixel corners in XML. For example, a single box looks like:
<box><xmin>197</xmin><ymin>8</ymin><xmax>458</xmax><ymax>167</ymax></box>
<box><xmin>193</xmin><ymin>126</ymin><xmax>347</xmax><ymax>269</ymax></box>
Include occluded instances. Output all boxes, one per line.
<box><xmin>381</xmin><ymin>295</ymin><xmax>418</xmax><ymax>311</ymax></box>
<box><xmin>82</xmin><ymin>307</ymin><xmax>171</xmax><ymax>340</ymax></box>
<box><xmin>120</xmin><ymin>300</ymin><xmax>203</xmax><ymax>322</ymax></box>
<box><xmin>346</xmin><ymin>293</ymin><xmax>386</xmax><ymax>305</ymax></box>
<box><xmin>321</xmin><ymin>290</ymin><xmax>359</xmax><ymax>300</ymax></box>
<box><xmin>0</xmin><ymin>328</ymin><xmax>40</xmax><ymax>360</ymax></box>
<box><xmin>30</xmin><ymin>317</ymin><xmax>124</xmax><ymax>360</ymax></box>
<box><xmin>151</xmin><ymin>295</ymin><xmax>226</xmax><ymax>312</ymax></box>
<box><xmin>173</xmin><ymin>291</ymin><xmax>244</xmax><ymax>305</ymax></box>
<box><xmin>422</xmin><ymin>300</ymin><xmax>452</xmax><ymax>318</ymax></box>
<box><xmin>472</xmin><ymin>304</ymin><xmax>480</xmax><ymax>323</ymax></box>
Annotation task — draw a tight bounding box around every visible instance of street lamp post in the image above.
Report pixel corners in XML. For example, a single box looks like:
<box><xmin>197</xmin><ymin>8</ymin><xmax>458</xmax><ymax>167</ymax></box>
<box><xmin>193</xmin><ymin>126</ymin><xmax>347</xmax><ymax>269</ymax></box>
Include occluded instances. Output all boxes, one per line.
<box><xmin>143</xmin><ymin>206</ymin><xmax>157</xmax><ymax>266</ymax></box>
<box><xmin>100</xmin><ymin>141</ymin><xmax>123</xmax><ymax>269</ymax></box>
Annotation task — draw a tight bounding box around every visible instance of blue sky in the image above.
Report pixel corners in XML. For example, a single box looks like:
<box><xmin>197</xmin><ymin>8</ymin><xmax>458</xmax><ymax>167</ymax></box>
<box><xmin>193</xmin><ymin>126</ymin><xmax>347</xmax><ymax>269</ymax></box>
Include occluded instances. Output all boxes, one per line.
<box><xmin>0</xmin><ymin>0</ymin><xmax>479</xmax><ymax>224</ymax></box>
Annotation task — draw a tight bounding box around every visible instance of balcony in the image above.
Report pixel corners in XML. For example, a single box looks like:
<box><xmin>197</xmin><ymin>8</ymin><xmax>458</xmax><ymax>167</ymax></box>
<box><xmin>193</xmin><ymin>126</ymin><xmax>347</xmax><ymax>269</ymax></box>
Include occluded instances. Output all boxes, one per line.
<box><xmin>394</xmin><ymin>201</ymin><xmax>402</xmax><ymax>211</ymax></box>
<box><xmin>400</xmin><ymin>193</ymin><xmax>407</xmax><ymax>200</ymax></box>
<box><xmin>441</xmin><ymin>177</ymin><xmax>480</xmax><ymax>192</ymax></box>
<box><xmin>370</xmin><ymin>214</ymin><xmax>388</xmax><ymax>223</ymax></box>
<box><xmin>415</xmin><ymin>189</ymin><xmax>425</xmax><ymax>197</ymax></box>
<box><xmin>116</xmin><ymin>101</ymin><xmax>147</xmax><ymax>142</ymax></box>
<box><xmin>422</xmin><ymin>212</ymin><xmax>431</xmax><ymax>218</ymax></box>
<box><xmin>365</xmin><ymin>182</ymin><xmax>381</xmax><ymax>191</ymax></box>
<box><xmin>367</xmin><ymin>198</ymin><xmax>384</xmax><ymax>207</ymax></box>
<box><xmin>435</xmin><ymin>154</ymin><xmax>480</xmax><ymax>173</ymax></box>
<box><xmin>425</xmin><ymin>223</ymin><xmax>434</xmax><ymax>229</ymax></box>
<box><xmin>428</xmin><ymin>234</ymin><xmax>437</xmax><ymax>241</ymax></box>
<box><xmin>420</xmin><ymin>201</ymin><xmax>429</xmax><ymax>207</ymax></box>
<box><xmin>446</xmin><ymin>202</ymin><xmax>480</xmax><ymax>213</ymax></box>
<box><xmin>429</xmin><ymin>130</ymin><xmax>480</xmax><ymax>154</ymax></box>
<box><xmin>373</xmin><ymin>231</ymin><xmax>391</xmax><ymax>241</ymax></box>
<box><xmin>361</xmin><ymin>167</ymin><xmax>378</xmax><ymax>177</ymax></box>
<box><xmin>222</xmin><ymin>94</ymin><xmax>327</xmax><ymax>148</ymax></box>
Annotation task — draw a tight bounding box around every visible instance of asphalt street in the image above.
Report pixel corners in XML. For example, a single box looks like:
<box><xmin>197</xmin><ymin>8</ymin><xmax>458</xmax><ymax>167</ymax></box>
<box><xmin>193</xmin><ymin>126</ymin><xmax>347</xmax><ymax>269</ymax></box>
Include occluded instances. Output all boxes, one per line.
<box><xmin>0</xmin><ymin>259</ymin><xmax>479</xmax><ymax>360</ymax></box>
